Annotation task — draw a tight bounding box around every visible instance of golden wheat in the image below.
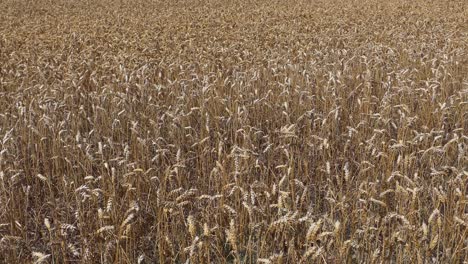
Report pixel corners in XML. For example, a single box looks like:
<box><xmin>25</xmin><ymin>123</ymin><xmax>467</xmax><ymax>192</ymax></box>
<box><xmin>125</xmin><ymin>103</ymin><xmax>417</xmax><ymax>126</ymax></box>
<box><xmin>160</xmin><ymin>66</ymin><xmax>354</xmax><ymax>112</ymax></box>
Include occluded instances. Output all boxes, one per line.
<box><xmin>0</xmin><ymin>0</ymin><xmax>467</xmax><ymax>263</ymax></box>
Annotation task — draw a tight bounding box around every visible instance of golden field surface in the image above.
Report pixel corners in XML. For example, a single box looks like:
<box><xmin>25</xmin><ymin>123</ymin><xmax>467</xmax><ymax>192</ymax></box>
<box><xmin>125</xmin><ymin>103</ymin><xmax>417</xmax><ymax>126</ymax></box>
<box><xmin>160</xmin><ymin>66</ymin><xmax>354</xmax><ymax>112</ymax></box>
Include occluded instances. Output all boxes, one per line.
<box><xmin>0</xmin><ymin>0</ymin><xmax>467</xmax><ymax>263</ymax></box>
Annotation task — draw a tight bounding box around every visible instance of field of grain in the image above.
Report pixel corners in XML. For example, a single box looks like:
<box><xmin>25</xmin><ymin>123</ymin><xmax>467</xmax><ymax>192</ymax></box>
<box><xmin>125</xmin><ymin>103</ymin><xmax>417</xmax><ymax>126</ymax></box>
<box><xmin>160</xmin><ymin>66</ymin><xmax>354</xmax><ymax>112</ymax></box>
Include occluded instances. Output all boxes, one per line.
<box><xmin>0</xmin><ymin>0</ymin><xmax>467</xmax><ymax>263</ymax></box>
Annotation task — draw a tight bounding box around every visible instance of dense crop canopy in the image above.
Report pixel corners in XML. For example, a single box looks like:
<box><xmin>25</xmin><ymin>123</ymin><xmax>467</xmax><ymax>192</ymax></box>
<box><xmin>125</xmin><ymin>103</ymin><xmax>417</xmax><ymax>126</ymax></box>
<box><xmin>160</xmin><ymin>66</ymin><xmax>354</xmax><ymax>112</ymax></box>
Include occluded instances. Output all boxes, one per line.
<box><xmin>0</xmin><ymin>0</ymin><xmax>467</xmax><ymax>263</ymax></box>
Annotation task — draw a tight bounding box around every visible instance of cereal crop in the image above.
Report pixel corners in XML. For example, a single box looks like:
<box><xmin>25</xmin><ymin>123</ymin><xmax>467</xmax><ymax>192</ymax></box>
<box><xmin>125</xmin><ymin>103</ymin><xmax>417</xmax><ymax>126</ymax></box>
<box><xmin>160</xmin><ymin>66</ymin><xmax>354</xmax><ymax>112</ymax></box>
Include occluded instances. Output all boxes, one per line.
<box><xmin>0</xmin><ymin>0</ymin><xmax>467</xmax><ymax>263</ymax></box>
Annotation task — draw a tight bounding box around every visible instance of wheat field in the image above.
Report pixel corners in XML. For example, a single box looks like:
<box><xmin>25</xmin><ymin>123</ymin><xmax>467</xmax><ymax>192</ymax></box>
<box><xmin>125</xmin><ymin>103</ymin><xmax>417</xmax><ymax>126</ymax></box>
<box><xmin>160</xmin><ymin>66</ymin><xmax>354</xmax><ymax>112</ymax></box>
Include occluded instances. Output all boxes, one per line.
<box><xmin>0</xmin><ymin>0</ymin><xmax>467</xmax><ymax>263</ymax></box>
